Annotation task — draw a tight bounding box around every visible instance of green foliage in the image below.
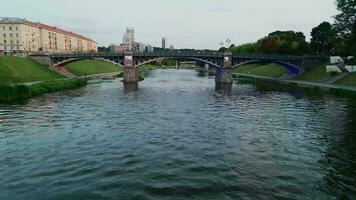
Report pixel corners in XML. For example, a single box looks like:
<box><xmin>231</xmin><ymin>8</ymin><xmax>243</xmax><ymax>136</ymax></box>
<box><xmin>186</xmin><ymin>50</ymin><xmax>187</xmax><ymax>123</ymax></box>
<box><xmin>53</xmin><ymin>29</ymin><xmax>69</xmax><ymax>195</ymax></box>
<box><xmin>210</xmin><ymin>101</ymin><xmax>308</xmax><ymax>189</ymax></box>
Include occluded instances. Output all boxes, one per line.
<box><xmin>0</xmin><ymin>56</ymin><xmax>63</xmax><ymax>84</ymax></box>
<box><xmin>229</xmin><ymin>31</ymin><xmax>309</xmax><ymax>55</ymax></box>
<box><xmin>0</xmin><ymin>78</ymin><xmax>87</xmax><ymax>103</ymax></box>
<box><xmin>230</xmin><ymin>43</ymin><xmax>258</xmax><ymax>53</ymax></box>
<box><xmin>65</xmin><ymin>60</ymin><xmax>122</xmax><ymax>76</ymax></box>
<box><xmin>310</xmin><ymin>22</ymin><xmax>337</xmax><ymax>55</ymax></box>
<box><xmin>335</xmin><ymin>0</ymin><xmax>356</xmax><ymax>39</ymax></box>
<box><xmin>334</xmin><ymin>0</ymin><xmax>356</xmax><ymax>55</ymax></box>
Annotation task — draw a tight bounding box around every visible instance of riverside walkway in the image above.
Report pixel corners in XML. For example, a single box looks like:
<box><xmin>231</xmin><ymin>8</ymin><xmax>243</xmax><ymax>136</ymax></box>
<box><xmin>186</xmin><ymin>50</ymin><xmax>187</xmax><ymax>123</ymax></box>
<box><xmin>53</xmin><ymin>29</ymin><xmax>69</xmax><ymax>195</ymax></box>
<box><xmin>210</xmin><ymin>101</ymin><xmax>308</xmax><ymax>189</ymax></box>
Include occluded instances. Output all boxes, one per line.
<box><xmin>236</xmin><ymin>73</ymin><xmax>356</xmax><ymax>92</ymax></box>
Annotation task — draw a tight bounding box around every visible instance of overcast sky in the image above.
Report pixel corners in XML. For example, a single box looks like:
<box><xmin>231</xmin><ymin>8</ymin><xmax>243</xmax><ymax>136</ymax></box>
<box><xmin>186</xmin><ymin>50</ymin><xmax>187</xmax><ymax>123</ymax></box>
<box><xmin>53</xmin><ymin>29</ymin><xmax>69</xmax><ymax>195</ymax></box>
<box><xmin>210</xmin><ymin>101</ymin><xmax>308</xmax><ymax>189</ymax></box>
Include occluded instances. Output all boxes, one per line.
<box><xmin>2</xmin><ymin>0</ymin><xmax>337</xmax><ymax>49</ymax></box>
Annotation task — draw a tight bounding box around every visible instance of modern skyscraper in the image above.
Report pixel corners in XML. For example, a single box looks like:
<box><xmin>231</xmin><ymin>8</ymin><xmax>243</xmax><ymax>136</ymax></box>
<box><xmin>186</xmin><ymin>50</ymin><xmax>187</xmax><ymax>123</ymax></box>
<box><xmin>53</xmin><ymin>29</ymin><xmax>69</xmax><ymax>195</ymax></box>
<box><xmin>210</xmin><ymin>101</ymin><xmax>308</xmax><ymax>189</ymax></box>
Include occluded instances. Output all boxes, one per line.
<box><xmin>162</xmin><ymin>37</ymin><xmax>167</xmax><ymax>49</ymax></box>
<box><xmin>123</xmin><ymin>27</ymin><xmax>135</xmax><ymax>51</ymax></box>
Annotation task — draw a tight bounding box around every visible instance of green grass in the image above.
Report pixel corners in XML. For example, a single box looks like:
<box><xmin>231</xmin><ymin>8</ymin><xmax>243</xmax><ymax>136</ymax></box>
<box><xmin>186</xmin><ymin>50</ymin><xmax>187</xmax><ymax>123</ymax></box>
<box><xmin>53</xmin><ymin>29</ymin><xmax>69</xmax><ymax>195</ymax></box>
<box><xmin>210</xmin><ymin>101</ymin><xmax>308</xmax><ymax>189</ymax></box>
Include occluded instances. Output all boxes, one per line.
<box><xmin>294</xmin><ymin>63</ymin><xmax>330</xmax><ymax>82</ymax></box>
<box><xmin>233</xmin><ymin>63</ymin><xmax>286</xmax><ymax>78</ymax></box>
<box><xmin>0</xmin><ymin>78</ymin><xmax>87</xmax><ymax>103</ymax></box>
<box><xmin>66</xmin><ymin>60</ymin><xmax>122</xmax><ymax>76</ymax></box>
<box><xmin>335</xmin><ymin>73</ymin><xmax>356</xmax><ymax>86</ymax></box>
<box><xmin>0</xmin><ymin>56</ymin><xmax>63</xmax><ymax>84</ymax></box>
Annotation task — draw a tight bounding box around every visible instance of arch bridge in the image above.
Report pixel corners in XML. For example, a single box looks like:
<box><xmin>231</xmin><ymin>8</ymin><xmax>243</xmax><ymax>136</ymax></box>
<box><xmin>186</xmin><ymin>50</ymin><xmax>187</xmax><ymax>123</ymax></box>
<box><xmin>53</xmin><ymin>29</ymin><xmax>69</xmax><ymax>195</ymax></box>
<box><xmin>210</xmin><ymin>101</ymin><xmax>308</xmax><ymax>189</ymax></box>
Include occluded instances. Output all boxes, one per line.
<box><xmin>29</xmin><ymin>51</ymin><xmax>324</xmax><ymax>85</ymax></box>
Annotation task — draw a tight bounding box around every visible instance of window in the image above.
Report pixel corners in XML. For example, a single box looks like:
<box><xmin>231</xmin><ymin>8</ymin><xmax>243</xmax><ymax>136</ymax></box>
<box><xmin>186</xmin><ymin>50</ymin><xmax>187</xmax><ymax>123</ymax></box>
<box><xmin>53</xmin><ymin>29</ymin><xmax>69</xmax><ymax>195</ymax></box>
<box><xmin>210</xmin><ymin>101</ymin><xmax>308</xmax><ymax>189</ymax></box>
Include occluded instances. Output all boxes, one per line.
<box><xmin>3</xmin><ymin>33</ymin><xmax>5</xmax><ymax>37</ymax></box>
<box><xmin>9</xmin><ymin>33</ymin><xmax>12</xmax><ymax>37</ymax></box>
<box><xmin>10</xmin><ymin>40</ymin><xmax>13</xmax><ymax>44</ymax></box>
<box><xmin>15</xmin><ymin>27</ymin><xmax>18</xmax><ymax>31</ymax></box>
<box><xmin>2</xmin><ymin>26</ymin><xmax>4</xmax><ymax>31</ymax></box>
<box><xmin>16</xmin><ymin>33</ymin><xmax>19</xmax><ymax>38</ymax></box>
<box><xmin>16</xmin><ymin>40</ymin><xmax>19</xmax><ymax>44</ymax></box>
<box><xmin>9</xmin><ymin>27</ymin><xmax>12</xmax><ymax>31</ymax></box>
<box><xmin>4</xmin><ymin>46</ymin><xmax>7</xmax><ymax>50</ymax></box>
<box><xmin>3</xmin><ymin>40</ymin><xmax>6</xmax><ymax>44</ymax></box>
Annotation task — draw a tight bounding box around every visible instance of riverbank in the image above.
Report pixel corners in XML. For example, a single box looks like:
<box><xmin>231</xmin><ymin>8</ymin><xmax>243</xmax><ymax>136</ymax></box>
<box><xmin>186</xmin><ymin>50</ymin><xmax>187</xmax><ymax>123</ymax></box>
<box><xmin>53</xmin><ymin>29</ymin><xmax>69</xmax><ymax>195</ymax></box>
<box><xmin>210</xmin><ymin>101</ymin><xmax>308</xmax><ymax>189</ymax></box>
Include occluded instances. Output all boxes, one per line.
<box><xmin>0</xmin><ymin>78</ymin><xmax>87</xmax><ymax>103</ymax></box>
<box><xmin>0</xmin><ymin>56</ymin><xmax>63</xmax><ymax>84</ymax></box>
<box><xmin>0</xmin><ymin>56</ymin><xmax>90</xmax><ymax>103</ymax></box>
<box><xmin>233</xmin><ymin>63</ymin><xmax>286</xmax><ymax>78</ymax></box>
<box><xmin>236</xmin><ymin>73</ymin><xmax>356</xmax><ymax>98</ymax></box>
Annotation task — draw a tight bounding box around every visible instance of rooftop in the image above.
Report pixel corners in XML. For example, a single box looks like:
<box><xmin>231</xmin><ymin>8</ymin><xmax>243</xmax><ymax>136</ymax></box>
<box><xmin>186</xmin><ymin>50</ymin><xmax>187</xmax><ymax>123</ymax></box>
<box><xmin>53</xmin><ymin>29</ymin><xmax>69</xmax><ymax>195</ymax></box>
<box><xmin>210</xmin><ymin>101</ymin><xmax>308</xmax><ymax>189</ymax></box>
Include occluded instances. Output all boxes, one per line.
<box><xmin>0</xmin><ymin>17</ymin><xmax>96</xmax><ymax>43</ymax></box>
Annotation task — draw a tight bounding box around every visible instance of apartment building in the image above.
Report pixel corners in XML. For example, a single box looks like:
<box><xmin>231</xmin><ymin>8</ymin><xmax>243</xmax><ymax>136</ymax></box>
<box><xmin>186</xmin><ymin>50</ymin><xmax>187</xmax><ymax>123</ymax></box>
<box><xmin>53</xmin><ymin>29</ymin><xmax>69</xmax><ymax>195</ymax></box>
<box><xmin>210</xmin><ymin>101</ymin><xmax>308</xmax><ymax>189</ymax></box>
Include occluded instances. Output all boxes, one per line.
<box><xmin>0</xmin><ymin>17</ymin><xmax>97</xmax><ymax>53</ymax></box>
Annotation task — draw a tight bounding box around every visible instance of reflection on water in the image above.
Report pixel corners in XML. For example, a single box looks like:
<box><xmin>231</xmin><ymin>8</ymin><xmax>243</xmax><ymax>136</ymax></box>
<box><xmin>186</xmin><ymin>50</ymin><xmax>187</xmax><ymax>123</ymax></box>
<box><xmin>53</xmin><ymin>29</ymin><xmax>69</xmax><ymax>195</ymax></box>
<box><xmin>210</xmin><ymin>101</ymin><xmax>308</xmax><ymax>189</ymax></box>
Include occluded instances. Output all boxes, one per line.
<box><xmin>0</xmin><ymin>69</ymin><xmax>355</xmax><ymax>200</ymax></box>
<box><xmin>124</xmin><ymin>82</ymin><xmax>139</xmax><ymax>93</ymax></box>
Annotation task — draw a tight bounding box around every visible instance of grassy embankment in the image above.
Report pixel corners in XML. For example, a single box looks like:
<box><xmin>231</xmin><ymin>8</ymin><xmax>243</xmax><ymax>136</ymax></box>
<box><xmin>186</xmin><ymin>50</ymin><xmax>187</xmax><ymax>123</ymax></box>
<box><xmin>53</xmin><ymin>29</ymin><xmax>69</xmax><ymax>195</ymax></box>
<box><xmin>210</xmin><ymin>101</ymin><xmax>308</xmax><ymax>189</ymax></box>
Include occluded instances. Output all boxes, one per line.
<box><xmin>294</xmin><ymin>63</ymin><xmax>356</xmax><ymax>86</ymax></box>
<box><xmin>0</xmin><ymin>79</ymin><xmax>87</xmax><ymax>103</ymax></box>
<box><xmin>335</xmin><ymin>73</ymin><xmax>356</xmax><ymax>86</ymax></box>
<box><xmin>0</xmin><ymin>56</ymin><xmax>63</xmax><ymax>84</ymax></box>
<box><xmin>0</xmin><ymin>56</ymin><xmax>87</xmax><ymax>103</ymax></box>
<box><xmin>294</xmin><ymin>63</ymin><xmax>331</xmax><ymax>82</ymax></box>
<box><xmin>238</xmin><ymin>73</ymin><xmax>356</xmax><ymax>98</ymax></box>
<box><xmin>65</xmin><ymin>60</ymin><xmax>123</xmax><ymax>77</ymax></box>
<box><xmin>233</xmin><ymin>63</ymin><xmax>286</xmax><ymax>78</ymax></box>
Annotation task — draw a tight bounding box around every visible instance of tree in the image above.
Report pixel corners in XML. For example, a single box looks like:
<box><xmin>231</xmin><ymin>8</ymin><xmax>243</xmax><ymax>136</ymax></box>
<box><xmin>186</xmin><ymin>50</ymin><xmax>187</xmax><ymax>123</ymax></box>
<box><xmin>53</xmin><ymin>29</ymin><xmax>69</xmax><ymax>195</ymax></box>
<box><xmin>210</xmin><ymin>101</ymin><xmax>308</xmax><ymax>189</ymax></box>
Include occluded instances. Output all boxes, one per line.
<box><xmin>218</xmin><ymin>47</ymin><xmax>228</xmax><ymax>52</ymax></box>
<box><xmin>257</xmin><ymin>37</ymin><xmax>280</xmax><ymax>54</ymax></box>
<box><xmin>334</xmin><ymin>0</ymin><xmax>356</xmax><ymax>40</ymax></box>
<box><xmin>310</xmin><ymin>22</ymin><xmax>337</xmax><ymax>55</ymax></box>
<box><xmin>254</xmin><ymin>31</ymin><xmax>309</xmax><ymax>55</ymax></box>
<box><xmin>229</xmin><ymin>43</ymin><xmax>258</xmax><ymax>53</ymax></box>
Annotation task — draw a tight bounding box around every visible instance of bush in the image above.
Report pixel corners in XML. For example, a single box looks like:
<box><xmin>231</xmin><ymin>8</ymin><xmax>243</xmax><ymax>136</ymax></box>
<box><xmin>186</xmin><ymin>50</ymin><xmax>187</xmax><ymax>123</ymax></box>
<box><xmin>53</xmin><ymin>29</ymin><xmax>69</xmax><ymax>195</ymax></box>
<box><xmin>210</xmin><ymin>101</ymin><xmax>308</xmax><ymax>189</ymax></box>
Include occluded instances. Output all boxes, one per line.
<box><xmin>329</xmin><ymin>71</ymin><xmax>338</xmax><ymax>76</ymax></box>
<box><xmin>0</xmin><ymin>78</ymin><xmax>87</xmax><ymax>103</ymax></box>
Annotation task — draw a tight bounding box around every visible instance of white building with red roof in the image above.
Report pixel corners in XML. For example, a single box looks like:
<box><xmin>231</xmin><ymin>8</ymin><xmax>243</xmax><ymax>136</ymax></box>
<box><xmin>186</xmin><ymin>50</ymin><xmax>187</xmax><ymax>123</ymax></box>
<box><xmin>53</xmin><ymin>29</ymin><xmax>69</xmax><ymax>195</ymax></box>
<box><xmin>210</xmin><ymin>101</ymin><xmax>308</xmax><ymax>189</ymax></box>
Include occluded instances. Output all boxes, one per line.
<box><xmin>0</xmin><ymin>17</ymin><xmax>97</xmax><ymax>53</ymax></box>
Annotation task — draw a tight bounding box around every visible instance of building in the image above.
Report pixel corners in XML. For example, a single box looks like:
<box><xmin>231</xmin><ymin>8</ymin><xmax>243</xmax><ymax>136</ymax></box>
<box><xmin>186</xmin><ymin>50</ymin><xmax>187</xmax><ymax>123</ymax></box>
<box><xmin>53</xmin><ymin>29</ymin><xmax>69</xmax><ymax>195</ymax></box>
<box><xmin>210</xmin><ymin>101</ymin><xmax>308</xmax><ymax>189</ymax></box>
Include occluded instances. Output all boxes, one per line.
<box><xmin>109</xmin><ymin>28</ymin><xmax>153</xmax><ymax>53</ymax></box>
<box><xmin>135</xmin><ymin>42</ymin><xmax>153</xmax><ymax>53</ymax></box>
<box><xmin>123</xmin><ymin>27</ymin><xmax>135</xmax><ymax>51</ymax></box>
<box><xmin>169</xmin><ymin>45</ymin><xmax>174</xmax><ymax>50</ymax></box>
<box><xmin>0</xmin><ymin>17</ymin><xmax>97</xmax><ymax>53</ymax></box>
<box><xmin>162</xmin><ymin>37</ymin><xmax>167</xmax><ymax>49</ymax></box>
<box><xmin>109</xmin><ymin>43</ymin><xmax>130</xmax><ymax>53</ymax></box>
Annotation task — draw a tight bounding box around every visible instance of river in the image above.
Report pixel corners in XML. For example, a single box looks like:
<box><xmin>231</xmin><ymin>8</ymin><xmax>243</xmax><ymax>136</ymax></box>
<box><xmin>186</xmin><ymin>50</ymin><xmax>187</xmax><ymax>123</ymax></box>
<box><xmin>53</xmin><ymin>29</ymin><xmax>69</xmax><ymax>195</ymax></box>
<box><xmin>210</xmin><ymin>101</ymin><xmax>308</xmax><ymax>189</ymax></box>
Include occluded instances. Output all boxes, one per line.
<box><xmin>0</xmin><ymin>69</ymin><xmax>355</xmax><ymax>200</ymax></box>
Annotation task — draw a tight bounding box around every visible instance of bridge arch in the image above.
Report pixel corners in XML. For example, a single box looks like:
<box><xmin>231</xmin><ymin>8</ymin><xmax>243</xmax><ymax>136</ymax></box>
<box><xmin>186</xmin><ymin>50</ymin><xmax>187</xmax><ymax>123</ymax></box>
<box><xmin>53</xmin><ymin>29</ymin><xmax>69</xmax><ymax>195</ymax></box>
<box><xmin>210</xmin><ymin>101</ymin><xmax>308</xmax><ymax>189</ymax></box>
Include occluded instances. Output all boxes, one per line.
<box><xmin>232</xmin><ymin>59</ymin><xmax>301</xmax><ymax>74</ymax></box>
<box><xmin>135</xmin><ymin>57</ymin><xmax>222</xmax><ymax>69</ymax></box>
<box><xmin>52</xmin><ymin>57</ymin><xmax>124</xmax><ymax>68</ymax></box>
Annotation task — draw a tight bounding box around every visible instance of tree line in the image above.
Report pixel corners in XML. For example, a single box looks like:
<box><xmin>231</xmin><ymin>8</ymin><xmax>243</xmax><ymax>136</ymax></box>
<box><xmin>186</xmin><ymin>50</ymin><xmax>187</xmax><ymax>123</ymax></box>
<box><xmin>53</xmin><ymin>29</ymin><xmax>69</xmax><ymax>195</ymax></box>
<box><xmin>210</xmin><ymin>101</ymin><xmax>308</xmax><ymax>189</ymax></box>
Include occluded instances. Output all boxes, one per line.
<box><xmin>223</xmin><ymin>0</ymin><xmax>355</xmax><ymax>59</ymax></box>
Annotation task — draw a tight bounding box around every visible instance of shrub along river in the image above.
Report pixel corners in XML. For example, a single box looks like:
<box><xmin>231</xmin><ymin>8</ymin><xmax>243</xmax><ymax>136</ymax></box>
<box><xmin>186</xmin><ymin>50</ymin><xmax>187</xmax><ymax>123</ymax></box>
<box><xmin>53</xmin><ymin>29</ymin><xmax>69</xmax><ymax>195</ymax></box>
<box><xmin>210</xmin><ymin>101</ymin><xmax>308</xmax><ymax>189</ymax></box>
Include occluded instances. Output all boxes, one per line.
<box><xmin>0</xmin><ymin>69</ymin><xmax>355</xmax><ymax>200</ymax></box>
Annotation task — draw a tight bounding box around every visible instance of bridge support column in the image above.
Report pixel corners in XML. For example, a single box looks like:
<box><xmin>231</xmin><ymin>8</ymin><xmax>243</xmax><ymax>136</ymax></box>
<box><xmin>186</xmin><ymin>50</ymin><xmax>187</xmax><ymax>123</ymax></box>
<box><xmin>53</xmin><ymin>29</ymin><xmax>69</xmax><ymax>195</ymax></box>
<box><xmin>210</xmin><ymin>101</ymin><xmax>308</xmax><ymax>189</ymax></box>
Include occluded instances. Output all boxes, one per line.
<box><xmin>215</xmin><ymin>68</ymin><xmax>233</xmax><ymax>84</ymax></box>
<box><xmin>123</xmin><ymin>53</ymin><xmax>139</xmax><ymax>83</ymax></box>
<box><xmin>215</xmin><ymin>53</ymin><xmax>233</xmax><ymax>85</ymax></box>
<box><xmin>123</xmin><ymin>67</ymin><xmax>139</xmax><ymax>83</ymax></box>
<box><xmin>204</xmin><ymin>63</ymin><xmax>209</xmax><ymax>72</ymax></box>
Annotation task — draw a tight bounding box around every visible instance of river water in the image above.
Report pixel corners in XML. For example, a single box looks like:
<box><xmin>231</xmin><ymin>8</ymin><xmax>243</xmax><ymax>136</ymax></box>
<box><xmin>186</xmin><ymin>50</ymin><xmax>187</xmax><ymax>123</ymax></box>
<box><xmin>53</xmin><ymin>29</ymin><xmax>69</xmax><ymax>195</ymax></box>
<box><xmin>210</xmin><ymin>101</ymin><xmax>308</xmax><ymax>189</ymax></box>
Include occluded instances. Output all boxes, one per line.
<box><xmin>0</xmin><ymin>69</ymin><xmax>355</xmax><ymax>200</ymax></box>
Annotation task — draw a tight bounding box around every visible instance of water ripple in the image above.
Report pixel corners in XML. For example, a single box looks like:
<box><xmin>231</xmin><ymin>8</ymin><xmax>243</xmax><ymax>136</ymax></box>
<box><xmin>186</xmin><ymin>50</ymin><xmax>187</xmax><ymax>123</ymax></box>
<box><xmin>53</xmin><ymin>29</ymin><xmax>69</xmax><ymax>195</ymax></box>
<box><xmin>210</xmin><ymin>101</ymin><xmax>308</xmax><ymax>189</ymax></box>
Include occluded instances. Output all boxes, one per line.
<box><xmin>0</xmin><ymin>69</ymin><xmax>355</xmax><ymax>200</ymax></box>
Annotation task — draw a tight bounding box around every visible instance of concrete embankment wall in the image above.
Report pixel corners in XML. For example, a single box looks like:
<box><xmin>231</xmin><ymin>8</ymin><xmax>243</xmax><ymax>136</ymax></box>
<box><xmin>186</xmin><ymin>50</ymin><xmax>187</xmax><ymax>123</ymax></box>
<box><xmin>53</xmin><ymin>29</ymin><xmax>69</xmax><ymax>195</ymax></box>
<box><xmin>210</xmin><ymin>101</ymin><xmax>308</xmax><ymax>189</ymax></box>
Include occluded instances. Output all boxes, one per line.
<box><xmin>28</xmin><ymin>56</ymin><xmax>52</xmax><ymax>66</ymax></box>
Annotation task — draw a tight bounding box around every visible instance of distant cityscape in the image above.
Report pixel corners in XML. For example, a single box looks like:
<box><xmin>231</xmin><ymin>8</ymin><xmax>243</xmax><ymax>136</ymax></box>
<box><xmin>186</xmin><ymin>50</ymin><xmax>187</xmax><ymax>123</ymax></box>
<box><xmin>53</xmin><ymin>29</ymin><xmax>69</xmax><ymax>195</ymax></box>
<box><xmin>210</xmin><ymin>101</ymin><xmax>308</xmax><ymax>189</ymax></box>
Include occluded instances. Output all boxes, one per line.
<box><xmin>106</xmin><ymin>28</ymin><xmax>174</xmax><ymax>53</ymax></box>
<box><xmin>0</xmin><ymin>17</ymin><xmax>175</xmax><ymax>54</ymax></box>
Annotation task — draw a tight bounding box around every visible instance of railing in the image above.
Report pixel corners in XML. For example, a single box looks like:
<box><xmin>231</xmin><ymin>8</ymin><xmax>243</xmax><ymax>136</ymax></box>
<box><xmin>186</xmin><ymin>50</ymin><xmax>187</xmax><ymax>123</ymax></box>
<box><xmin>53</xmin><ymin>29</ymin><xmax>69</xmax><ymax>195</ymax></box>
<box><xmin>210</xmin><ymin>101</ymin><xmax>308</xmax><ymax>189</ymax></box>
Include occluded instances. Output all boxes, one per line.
<box><xmin>40</xmin><ymin>51</ymin><xmax>324</xmax><ymax>62</ymax></box>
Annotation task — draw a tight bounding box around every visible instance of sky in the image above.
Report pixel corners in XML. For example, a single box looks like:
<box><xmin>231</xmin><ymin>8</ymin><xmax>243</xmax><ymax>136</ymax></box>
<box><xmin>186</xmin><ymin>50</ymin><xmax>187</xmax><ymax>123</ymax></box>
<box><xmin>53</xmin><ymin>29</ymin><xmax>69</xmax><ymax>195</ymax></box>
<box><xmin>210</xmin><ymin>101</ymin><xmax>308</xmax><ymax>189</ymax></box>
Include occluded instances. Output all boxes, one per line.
<box><xmin>1</xmin><ymin>0</ymin><xmax>338</xmax><ymax>49</ymax></box>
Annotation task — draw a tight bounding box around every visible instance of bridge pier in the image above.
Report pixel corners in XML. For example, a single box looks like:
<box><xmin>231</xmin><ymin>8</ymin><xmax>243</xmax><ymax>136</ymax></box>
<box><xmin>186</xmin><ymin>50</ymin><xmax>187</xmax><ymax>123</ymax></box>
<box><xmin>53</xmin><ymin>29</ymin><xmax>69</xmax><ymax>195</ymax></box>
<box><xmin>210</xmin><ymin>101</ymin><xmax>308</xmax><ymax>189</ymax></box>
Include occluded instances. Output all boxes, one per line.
<box><xmin>204</xmin><ymin>63</ymin><xmax>209</xmax><ymax>72</ymax></box>
<box><xmin>123</xmin><ymin>53</ymin><xmax>139</xmax><ymax>83</ymax></box>
<box><xmin>215</xmin><ymin>53</ymin><xmax>234</xmax><ymax>85</ymax></box>
<box><xmin>123</xmin><ymin>67</ymin><xmax>139</xmax><ymax>83</ymax></box>
<box><xmin>215</xmin><ymin>68</ymin><xmax>233</xmax><ymax>85</ymax></box>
